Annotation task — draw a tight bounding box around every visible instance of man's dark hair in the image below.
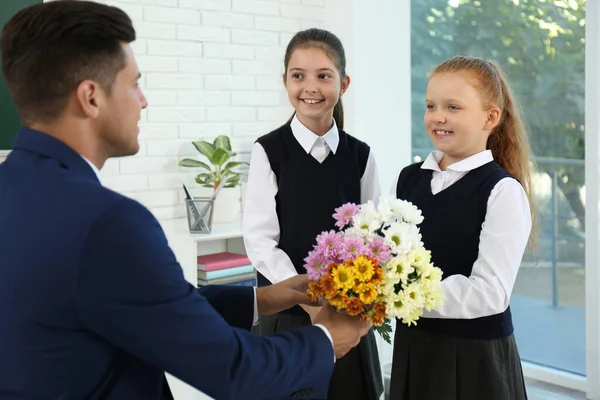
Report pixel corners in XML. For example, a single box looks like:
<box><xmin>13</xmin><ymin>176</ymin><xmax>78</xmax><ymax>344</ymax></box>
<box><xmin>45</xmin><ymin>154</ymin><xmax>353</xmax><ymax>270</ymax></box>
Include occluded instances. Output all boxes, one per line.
<box><xmin>1</xmin><ymin>0</ymin><xmax>136</xmax><ymax>125</ymax></box>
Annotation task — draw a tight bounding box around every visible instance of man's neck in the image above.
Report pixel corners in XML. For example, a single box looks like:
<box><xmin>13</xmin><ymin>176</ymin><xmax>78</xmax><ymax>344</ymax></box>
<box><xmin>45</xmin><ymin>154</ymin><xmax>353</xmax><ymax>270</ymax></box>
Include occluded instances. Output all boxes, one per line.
<box><xmin>29</xmin><ymin>120</ymin><xmax>106</xmax><ymax>170</ymax></box>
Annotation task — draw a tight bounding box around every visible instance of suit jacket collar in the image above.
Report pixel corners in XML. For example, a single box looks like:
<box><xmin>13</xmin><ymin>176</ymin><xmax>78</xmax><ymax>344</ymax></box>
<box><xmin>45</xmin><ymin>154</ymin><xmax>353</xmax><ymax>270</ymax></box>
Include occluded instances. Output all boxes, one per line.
<box><xmin>12</xmin><ymin>127</ymin><xmax>100</xmax><ymax>184</ymax></box>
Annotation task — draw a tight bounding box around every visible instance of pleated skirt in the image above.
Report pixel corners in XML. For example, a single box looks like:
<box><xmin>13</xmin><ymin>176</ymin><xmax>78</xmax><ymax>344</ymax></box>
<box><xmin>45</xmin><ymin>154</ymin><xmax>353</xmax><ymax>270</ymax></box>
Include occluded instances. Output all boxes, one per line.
<box><xmin>259</xmin><ymin>312</ymin><xmax>384</xmax><ymax>400</ymax></box>
<box><xmin>389</xmin><ymin>324</ymin><xmax>528</xmax><ymax>400</ymax></box>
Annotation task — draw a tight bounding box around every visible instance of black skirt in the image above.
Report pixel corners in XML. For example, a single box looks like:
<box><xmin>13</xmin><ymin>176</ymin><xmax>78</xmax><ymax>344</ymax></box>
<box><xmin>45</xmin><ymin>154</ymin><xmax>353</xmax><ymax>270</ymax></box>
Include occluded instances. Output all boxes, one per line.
<box><xmin>389</xmin><ymin>324</ymin><xmax>528</xmax><ymax>400</ymax></box>
<box><xmin>259</xmin><ymin>312</ymin><xmax>384</xmax><ymax>400</ymax></box>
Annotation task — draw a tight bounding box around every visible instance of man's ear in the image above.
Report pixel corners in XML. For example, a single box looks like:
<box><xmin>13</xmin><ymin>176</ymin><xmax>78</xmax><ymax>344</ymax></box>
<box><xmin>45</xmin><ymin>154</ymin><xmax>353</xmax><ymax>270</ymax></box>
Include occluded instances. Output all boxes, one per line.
<box><xmin>75</xmin><ymin>80</ymin><xmax>102</xmax><ymax>119</ymax></box>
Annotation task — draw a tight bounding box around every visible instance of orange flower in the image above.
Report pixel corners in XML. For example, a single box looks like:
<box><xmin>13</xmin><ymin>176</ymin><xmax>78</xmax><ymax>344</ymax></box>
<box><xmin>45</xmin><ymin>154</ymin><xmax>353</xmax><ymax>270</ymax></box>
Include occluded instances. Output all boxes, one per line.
<box><xmin>327</xmin><ymin>262</ymin><xmax>338</xmax><ymax>273</ymax></box>
<box><xmin>371</xmin><ymin>312</ymin><xmax>385</xmax><ymax>325</ymax></box>
<box><xmin>309</xmin><ymin>281</ymin><xmax>324</xmax><ymax>295</ymax></box>
<box><xmin>321</xmin><ymin>273</ymin><xmax>336</xmax><ymax>296</ymax></box>
<box><xmin>306</xmin><ymin>281</ymin><xmax>324</xmax><ymax>302</ymax></box>
<box><xmin>344</xmin><ymin>296</ymin><xmax>364</xmax><ymax>316</ymax></box>
<box><xmin>329</xmin><ymin>292</ymin><xmax>347</xmax><ymax>309</ymax></box>
<box><xmin>371</xmin><ymin>303</ymin><xmax>387</xmax><ymax>325</ymax></box>
<box><xmin>306</xmin><ymin>290</ymin><xmax>318</xmax><ymax>303</ymax></box>
<box><xmin>370</xmin><ymin>265</ymin><xmax>384</xmax><ymax>284</ymax></box>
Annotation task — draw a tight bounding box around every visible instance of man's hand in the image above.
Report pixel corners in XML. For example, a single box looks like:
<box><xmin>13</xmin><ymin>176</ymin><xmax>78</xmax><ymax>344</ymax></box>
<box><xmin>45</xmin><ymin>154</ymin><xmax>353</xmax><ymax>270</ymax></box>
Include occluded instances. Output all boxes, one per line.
<box><xmin>256</xmin><ymin>274</ymin><xmax>318</xmax><ymax>315</ymax></box>
<box><xmin>300</xmin><ymin>304</ymin><xmax>321</xmax><ymax>323</ymax></box>
<box><xmin>313</xmin><ymin>304</ymin><xmax>371</xmax><ymax>359</ymax></box>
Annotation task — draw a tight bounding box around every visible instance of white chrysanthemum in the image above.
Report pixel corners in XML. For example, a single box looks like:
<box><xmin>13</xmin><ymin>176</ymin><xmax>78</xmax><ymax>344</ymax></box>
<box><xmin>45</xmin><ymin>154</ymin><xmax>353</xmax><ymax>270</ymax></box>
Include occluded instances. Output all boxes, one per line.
<box><xmin>344</xmin><ymin>226</ymin><xmax>370</xmax><ymax>239</ymax></box>
<box><xmin>423</xmin><ymin>284</ymin><xmax>444</xmax><ymax>311</ymax></box>
<box><xmin>377</xmin><ymin>195</ymin><xmax>424</xmax><ymax>225</ymax></box>
<box><xmin>386</xmin><ymin>256</ymin><xmax>414</xmax><ymax>285</ymax></box>
<box><xmin>351</xmin><ymin>205</ymin><xmax>382</xmax><ymax>235</ymax></box>
<box><xmin>393</xmin><ymin>199</ymin><xmax>424</xmax><ymax>225</ymax></box>
<box><xmin>427</xmin><ymin>264</ymin><xmax>443</xmax><ymax>283</ymax></box>
<box><xmin>376</xmin><ymin>195</ymin><xmax>395</xmax><ymax>222</ymax></box>
<box><xmin>378</xmin><ymin>274</ymin><xmax>398</xmax><ymax>297</ymax></box>
<box><xmin>403</xmin><ymin>281</ymin><xmax>426</xmax><ymax>309</ymax></box>
<box><xmin>383</xmin><ymin>222</ymin><xmax>422</xmax><ymax>255</ymax></box>
<box><xmin>360</xmin><ymin>200</ymin><xmax>378</xmax><ymax>216</ymax></box>
<box><xmin>411</xmin><ymin>247</ymin><xmax>432</xmax><ymax>268</ymax></box>
<box><xmin>386</xmin><ymin>292</ymin><xmax>417</xmax><ymax>323</ymax></box>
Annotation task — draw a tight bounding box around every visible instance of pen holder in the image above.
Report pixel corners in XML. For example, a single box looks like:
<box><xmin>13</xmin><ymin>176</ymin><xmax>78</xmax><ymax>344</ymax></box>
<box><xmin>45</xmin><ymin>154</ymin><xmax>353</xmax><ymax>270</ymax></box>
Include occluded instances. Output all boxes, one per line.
<box><xmin>185</xmin><ymin>197</ymin><xmax>215</xmax><ymax>234</ymax></box>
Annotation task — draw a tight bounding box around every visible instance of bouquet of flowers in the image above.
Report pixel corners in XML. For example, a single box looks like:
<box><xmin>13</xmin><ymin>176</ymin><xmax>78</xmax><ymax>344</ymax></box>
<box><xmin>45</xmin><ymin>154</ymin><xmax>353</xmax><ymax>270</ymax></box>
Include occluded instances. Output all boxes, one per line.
<box><xmin>304</xmin><ymin>195</ymin><xmax>444</xmax><ymax>344</ymax></box>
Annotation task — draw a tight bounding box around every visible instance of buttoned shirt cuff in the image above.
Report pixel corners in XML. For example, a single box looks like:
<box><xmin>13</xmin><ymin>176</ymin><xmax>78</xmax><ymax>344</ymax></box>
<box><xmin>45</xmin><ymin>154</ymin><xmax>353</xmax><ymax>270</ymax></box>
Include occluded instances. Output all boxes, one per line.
<box><xmin>252</xmin><ymin>288</ymin><xmax>259</xmax><ymax>326</ymax></box>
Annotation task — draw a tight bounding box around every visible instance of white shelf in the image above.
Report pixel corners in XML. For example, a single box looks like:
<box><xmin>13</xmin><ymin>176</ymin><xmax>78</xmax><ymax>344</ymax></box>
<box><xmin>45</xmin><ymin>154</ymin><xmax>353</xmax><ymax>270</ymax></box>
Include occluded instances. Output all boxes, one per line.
<box><xmin>159</xmin><ymin>217</ymin><xmax>243</xmax><ymax>243</ymax></box>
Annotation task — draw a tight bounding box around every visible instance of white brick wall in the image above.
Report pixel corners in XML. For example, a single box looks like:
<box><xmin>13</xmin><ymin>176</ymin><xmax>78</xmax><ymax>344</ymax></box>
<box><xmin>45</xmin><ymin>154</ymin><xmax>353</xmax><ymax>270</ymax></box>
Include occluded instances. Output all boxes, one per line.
<box><xmin>91</xmin><ymin>0</ymin><xmax>327</xmax><ymax>219</ymax></box>
<box><xmin>0</xmin><ymin>0</ymin><xmax>329</xmax><ymax>218</ymax></box>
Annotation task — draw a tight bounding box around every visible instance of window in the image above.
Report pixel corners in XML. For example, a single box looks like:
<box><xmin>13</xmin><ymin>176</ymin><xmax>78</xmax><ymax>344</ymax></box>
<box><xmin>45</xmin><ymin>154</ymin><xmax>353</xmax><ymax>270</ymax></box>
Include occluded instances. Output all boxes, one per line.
<box><xmin>411</xmin><ymin>0</ymin><xmax>586</xmax><ymax>377</ymax></box>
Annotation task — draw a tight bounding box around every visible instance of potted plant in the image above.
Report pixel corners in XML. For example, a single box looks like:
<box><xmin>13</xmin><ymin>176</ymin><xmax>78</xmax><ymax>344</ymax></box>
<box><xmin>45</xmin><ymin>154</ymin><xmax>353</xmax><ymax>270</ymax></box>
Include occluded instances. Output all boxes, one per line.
<box><xmin>179</xmin><ymin>135</ymin><xmax>247</xmax><ymax>223</ymax></box>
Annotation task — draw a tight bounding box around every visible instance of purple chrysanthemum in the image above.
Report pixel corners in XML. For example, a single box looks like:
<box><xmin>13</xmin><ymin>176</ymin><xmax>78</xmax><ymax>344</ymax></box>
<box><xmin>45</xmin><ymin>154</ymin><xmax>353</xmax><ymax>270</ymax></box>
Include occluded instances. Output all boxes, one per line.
<box><xmin>332</xmin><ymin>202</ymin><xmax>361</xmax><ymax>229</ymax></box>
<box><xmin>315</xmin><ymin>230</ymin><xmax>343</xmax><ymax>262</ymax></box>
<box><xmin>367</xmin><ymin>237</ymin><xmax>392</xmax><ymax>265</ymax></box>
<box><xmin>304</xmin><ymin>249</ymin><xmax>328</xmax><ymax>280</ymax></box>
<box><xmin>340</xmin><ymin>235</ymin><xmax>367</xmax><ymax>261</ymax></box>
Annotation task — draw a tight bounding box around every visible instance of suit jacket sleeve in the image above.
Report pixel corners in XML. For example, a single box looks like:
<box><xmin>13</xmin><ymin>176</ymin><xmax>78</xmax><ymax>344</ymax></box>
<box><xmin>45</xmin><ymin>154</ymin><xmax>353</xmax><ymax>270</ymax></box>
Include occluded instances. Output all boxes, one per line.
<box><xmin>75</xmin><ymin>198</ymin><xmax>334</xmax><ymax>400</ymax></box>
<box><xmin>196</xmin><ymin>285</ymin><xmax>253</xmax><ymax>330</ymax></box>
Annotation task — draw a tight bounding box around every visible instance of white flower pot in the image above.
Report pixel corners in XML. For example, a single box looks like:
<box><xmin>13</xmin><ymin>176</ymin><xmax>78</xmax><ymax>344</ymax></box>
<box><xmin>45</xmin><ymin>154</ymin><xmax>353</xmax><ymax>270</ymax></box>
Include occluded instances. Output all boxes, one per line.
<box><xmin>193</xmin><ymin>185</ymin><xmax>241</xmax><ymax>224</ymax></box>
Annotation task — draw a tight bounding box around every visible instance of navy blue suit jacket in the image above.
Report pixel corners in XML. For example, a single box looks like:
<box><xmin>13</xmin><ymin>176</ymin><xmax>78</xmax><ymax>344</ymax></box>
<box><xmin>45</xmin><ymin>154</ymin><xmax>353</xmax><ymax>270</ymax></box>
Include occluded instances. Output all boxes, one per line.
<box><xmin>0</xmin><ymin>128</ymin><xmax>334</xmax><ymax>400</ymax></box>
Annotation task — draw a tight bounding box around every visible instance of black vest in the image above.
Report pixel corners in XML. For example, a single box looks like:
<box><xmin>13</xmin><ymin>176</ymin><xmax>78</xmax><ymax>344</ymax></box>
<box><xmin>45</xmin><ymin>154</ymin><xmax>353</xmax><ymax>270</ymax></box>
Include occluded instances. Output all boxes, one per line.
<box><xmin>396</xmin><ymin>160</ymin><xmax>515</xmax><ymax>339</ymax></box>
<box><xmin>256</xmin><ymin>124</ymin><xmax>370</xmax><ymax>315</ymax></box>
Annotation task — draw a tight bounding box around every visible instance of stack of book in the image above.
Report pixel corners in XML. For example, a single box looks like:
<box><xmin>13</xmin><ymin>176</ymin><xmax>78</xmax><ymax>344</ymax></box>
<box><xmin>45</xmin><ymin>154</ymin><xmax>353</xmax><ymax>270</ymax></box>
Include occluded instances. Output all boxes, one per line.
<box><xmin>197</xmin><ymin>252</ymin><xmax>256</xmax><ymax>287</ymax></box>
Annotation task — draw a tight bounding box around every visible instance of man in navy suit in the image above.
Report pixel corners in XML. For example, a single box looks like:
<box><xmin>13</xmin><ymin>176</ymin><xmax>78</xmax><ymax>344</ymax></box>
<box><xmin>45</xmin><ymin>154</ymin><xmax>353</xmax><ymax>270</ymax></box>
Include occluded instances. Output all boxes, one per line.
<box><xmin>0</xmin><ymin>2</ymin><xmax>372</xmax><ymax>399</ymax></box>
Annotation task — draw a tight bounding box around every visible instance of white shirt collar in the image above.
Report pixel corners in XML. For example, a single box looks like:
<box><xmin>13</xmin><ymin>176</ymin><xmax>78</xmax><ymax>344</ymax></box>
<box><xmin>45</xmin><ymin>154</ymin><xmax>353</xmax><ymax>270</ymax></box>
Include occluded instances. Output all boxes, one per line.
<box><xmin>80</xmin><ymin>155</ymin><xmax>102</xmax><ymax>183</ymax></box>
<box><xmin>290</xmin><ymin>114</ymin><xmax>340</xmax><ymax>154</ymax></box>
<box><xmin>421</xmin><ymin>149</ymin><xmax>494</xmax><ymax>172</ymax></box>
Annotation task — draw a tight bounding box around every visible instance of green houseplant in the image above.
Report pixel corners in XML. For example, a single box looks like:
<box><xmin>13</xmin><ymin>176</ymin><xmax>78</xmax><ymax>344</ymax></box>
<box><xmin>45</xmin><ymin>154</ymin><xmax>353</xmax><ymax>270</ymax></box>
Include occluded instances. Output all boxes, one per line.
<box><xmin>178</xmin><ymin>135</ymin><xmax>247</xmax><ymax>190</ymax></box>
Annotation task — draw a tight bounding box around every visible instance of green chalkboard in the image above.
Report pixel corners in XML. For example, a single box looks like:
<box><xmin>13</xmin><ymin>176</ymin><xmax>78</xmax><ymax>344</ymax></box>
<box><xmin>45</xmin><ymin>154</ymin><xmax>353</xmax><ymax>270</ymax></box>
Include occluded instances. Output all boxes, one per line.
<box><xmin>0</xmin><ymin>0</ymin><xmax>42</xmax><ymax>150</ymax></box>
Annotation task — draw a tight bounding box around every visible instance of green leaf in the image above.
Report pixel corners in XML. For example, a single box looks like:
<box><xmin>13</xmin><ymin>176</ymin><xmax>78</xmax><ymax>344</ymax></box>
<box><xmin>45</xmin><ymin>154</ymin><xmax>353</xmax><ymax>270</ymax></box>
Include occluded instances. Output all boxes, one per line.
<box><xmin>211</xmin><ymin>148</ymin><xmax>230</xmax><ymax>166</ymax></box>
<box><xmin>194</xmin><ymin>176</ymin><xmax>208</xmax><ymax>185</ymax></box>
<box><xmin>213</xmin><ymin>135</ymin><xmax>232</xmax><ymax>152</ymax></box>
<box><xmin>223</xmin><ymin>161</ymin><xmax>247</xmax><ymax>171</ymax></box>
<box><xmin>192</xmin><ymin>141</ymin><xmax>215</xmax><ymax>161</ymax></box>
<box><xmin>224</xmin><ymin>175</ymin><xmax>241</xmax><ymax>187</ymax></box>
<box><xmin>373</xmin><ymin>322</ymin><xmax>393</xmax><ymax>345</ymax></box>
<box><xmin>178</xmin><ymin>159</ymin><xmax>211</xmax><ymax>170</ymax></box>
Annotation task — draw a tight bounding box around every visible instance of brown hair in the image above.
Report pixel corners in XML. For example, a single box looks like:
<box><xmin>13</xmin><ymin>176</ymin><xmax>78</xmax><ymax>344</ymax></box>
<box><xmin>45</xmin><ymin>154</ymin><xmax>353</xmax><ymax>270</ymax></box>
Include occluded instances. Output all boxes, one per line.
<box><xmin>432</xmin><ymin>56</ymin><xmax>537</xmax><ymax>244</ymax></box>
<box><xmin>1</xmin><ymin>0</ymin><xmax>136</xmax><ymax>125</ymax></box>
<box><xmin>284</xmin><ymin>28</ymin><xmax>346</xmax><ymax>129</ymax></box>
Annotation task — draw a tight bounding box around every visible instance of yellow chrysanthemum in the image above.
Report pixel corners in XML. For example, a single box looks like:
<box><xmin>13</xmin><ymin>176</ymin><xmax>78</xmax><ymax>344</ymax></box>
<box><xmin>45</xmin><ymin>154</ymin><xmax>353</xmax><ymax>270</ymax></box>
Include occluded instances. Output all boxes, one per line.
<box><xmin>356</xmin><ymin>283</ymin><xmax>378</xmax><ymax>304</ymax></box>
<box><xmin>353</xmin><ymin>255</ymin><xmax>374</xmax><ymax>282</ymax></box>
<box><xmin>331</xmin><ymin>264</ymin><xmax>355</xmax><ymax>291</ymax></box>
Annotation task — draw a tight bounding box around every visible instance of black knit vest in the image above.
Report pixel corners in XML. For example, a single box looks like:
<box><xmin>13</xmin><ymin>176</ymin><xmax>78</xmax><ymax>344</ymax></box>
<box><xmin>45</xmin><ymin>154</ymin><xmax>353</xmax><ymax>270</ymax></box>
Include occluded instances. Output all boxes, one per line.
<box><xmin>396</xmin><ymin>160</ymin><xmax>515</xmax><ymax>339</ymax></box>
